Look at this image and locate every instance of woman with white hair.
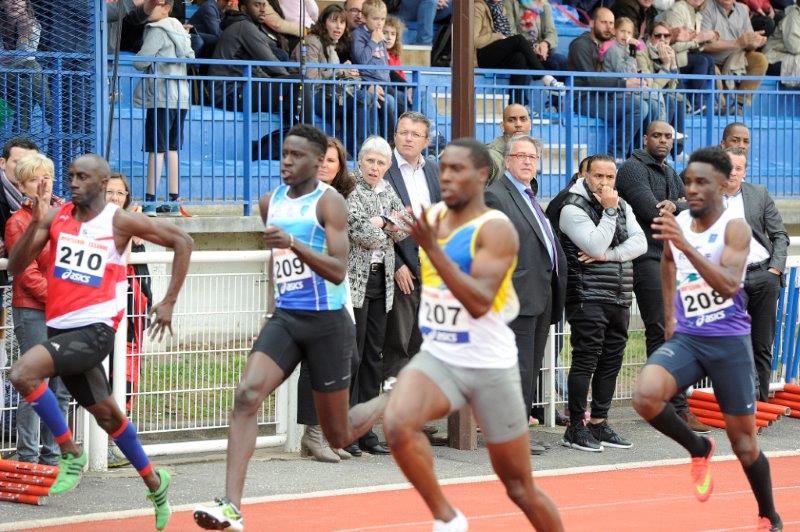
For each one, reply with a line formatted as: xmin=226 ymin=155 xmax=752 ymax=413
xmin=342 ymin=136 xmax=407 ymax=457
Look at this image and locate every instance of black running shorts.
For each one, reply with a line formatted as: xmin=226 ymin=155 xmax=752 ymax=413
xmin=43 ymin=323 xmax=115 ymax=408
xmin=251 ymin=308 xmax=354 ymax=392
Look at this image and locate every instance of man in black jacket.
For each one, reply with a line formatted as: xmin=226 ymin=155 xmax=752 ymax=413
xmin=611 ymin=0 xmax=657 ymax=38
xmin=485 ymin=135 xmax=567 ymax=455
xmin=723 ymin=147 xmax=789 ymax=403
xmin=616 ymin=121 xmax=712 ymax=433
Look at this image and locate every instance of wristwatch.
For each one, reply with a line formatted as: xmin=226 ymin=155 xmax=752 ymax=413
xmin=604 ymin=207 xmax=618 ymax=217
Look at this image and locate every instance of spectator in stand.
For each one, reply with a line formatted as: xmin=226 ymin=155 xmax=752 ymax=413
xmin=722 ymin=147 xmax=788 ymax=405
xmin=338 ymin=0 xmax=365 ymax=62
xmin=5 ymin=153 xmax=70 ymax=466
xmin=664 ymin=0 xmax=719 ymax=112
xmin=0 ymin=138 xmax=37 ymax=287
xmin=612 ymin=0 xmax=658 ymax=38
xmin=475 ymin=0 xmax=564 ymax=104
xmin=296 ymin=137 xmax=358 ymax=463
xmin=351 ymin=0 xmax=398 ymax=139
xmin=701 ymin=0 xmax=768 ymax=114
xmin=720 ymin=121 xmax=751 ymax=151
xmin=568 ymin=7 xmax=650 ymax=161
xmin=382 ymin=112 xmax=441 ymax=382
xmin=133 ymin=0 xmax=194 ymax=217
xmin=506 ymin=0 xmax=569 ymax=73
xmin=742 ymin=0 xmax=778 ymax=36
xmin=187 ymin=0 xmax=232 ymax=58
xmin=763 ymin=0 xmax=800 ymax=80
xmin=486 ymin=103 xmax=532 ymax=185
xmin=279 ymin=0 xmax=319 ymax=33
xmin=396 ymin=0 xmax=452 ymax=45
xmin=295 ymin=3 xmax=369 ymax=156
xmin=550 ymin=154 xmax=646 ymax=452
xmin=384 ymin=15 xmax=413 ymax=111
xmin=104 ymin=172 xmax=153 ymax=468
xmin=636 ymin=21 xmax=688 ymax=157
xmin=344 ymin=135 xmax=408 ymax=457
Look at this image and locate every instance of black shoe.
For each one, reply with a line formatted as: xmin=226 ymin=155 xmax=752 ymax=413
xmin=360 ymin=442 xmax=390 ymax=455
xmin=344 ymin=443 xmax=362 ymax=457
xmin=560 ymin=424 xmax=602 ymax=452
xmin=588 ymin=420 xmax=632 ymax=449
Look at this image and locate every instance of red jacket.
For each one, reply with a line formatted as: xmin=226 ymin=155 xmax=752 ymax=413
xmin=5 ymin=205 xmax=49 ymax=310
xmin=741 ymin=0 xmax=771 ymax=14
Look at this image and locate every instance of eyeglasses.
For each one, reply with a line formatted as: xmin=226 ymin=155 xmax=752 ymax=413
xmin=652 ymin=32 xmax=671 ymax=39
xmin=508 ymin=153 xmax=540 ymax=162
xmin=396 ymin=130 xmax=426 ymax=139
xmin=106 ymin=190 xmax=129 ymax=198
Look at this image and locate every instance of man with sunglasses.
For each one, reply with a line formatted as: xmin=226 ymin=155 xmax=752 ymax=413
xmin=485 ymin=135 xmax=567 ymax=456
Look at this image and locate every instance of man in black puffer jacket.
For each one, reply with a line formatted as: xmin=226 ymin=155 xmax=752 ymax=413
xmin=549 ymin=154 xmax=646 ymax=453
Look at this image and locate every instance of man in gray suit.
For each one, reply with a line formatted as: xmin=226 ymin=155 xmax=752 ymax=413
xmin=383 ymin=112 xmax=441 ymax=379
xmin=723 ymin=147 xmax=789 ymax=403
xmin=485 ymin=135 xmax=567 ymax=455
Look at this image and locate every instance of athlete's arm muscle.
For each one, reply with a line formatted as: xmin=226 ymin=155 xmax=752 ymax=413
xmin=660 ymin=243 xmax=677 ymax=340
xmin=7 ymin=181 xmax=57 ymax=276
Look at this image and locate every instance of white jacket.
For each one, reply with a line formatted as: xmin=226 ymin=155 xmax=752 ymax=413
xmin=133 ymin=17 xmax=195 ymax=109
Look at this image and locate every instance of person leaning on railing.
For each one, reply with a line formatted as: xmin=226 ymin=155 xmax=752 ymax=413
xmin=4 ymin=153 xmax=70 ymax=467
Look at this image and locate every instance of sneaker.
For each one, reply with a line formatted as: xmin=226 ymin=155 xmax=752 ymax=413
xmin=682 ymin=412 xmax=712 ymax=434
xmin=142 ymin=203 xmax=157 ymax=217
xmin=433 ymin=509 xmax=468 ymax=532
xmin=690 ymin=104 xmax=707 ymax=115
xmin=560 ymin=424 xmax=602 ymax=452
xmin=146 ymin=469 xmax=172 ymax=531
xmin=757 ymin=516 xmax=783 ymax=531
xmin=50 ymin=450 xmax=88 ymax=494
xmin=107 ymin=445 xmax=130 ymax=469
xmin=588 ymin=420 xmax=632 ymax=449
xmin=156 ymin=203 xmax=181 ymax=217
xmin=194 ymin=497 xmax=244 ymax=531
xmin=690 ymin=436 xmax=716 ymax=502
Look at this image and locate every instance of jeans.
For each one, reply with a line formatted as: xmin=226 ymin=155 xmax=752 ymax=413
xmin=12 ymin=307 xmax=70 ymax=464
xmin=577 ymin=91 xmax=649 ymax=159
xmin=566 ymin=302 xmax=630 ymax=424
xmin=679 ymin=52 xmax=716 ymax=109
xmin=398 ymin=0 xmax=453 ymax=45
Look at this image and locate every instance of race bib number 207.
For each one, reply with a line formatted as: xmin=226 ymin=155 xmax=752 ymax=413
xmin=53 ymin=233 xmax=110 ymax=288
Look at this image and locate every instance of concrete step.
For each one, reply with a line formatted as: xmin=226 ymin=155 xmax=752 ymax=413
xmin=400 ymin=44 xmax=431 ymax=67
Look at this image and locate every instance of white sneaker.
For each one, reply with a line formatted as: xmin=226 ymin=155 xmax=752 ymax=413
xmin=433 ymin=509 xmax=468 ymax=531
xmin=194 ymin=498 xmax=244 ymax=531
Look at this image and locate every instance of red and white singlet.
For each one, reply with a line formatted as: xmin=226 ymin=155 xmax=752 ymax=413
xmin=46 ymin=202 xmax=128 ymax=330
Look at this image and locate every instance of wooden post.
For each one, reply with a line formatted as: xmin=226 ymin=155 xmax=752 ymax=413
xmin=447 ymin=0 xmax=478 ymax=451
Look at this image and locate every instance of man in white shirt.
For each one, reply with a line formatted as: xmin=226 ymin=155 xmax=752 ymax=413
xmin=723 ymin=147 xmax=788 ymax=403
xmin=383 ymin=112 xmax=441 ymax=381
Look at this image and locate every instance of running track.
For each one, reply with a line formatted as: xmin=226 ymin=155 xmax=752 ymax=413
xmin=22 ymin=454 xmax=800 ymax=531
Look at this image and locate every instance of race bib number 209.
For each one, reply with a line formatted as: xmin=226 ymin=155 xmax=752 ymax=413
xmin=53 ymin=233 xmax=110 ymax=288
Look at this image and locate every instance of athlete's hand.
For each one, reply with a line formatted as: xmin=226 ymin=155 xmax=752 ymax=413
xmin=148 ymin=300 xmax=175 ymax=341
xmin=395 ymin=264 xmax=415 ymax=294
xmin=651 ymin=211 xmax=688 ymax=251
xmin=262 ymin=225 xmax=292 ymax=249
xmin=405 ymin=205 xmax=440 ymax=254
xmin=30 ymin=179 xmax=50 ymax=223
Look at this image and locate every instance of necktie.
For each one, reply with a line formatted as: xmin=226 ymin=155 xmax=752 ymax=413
xmin=524 ymin=187 xmax=559 ymax=275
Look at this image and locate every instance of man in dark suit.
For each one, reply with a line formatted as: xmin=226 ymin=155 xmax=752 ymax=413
xmin=485 ymin=135 xmax=567 ymax=455
xmin=723 ymin=147 xmax=789 ymax=403
xmin=383 ymin=112 xmax=441 ymax=379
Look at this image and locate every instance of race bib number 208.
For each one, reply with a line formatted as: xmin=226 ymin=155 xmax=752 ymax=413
xmin=53 ymin=233 xmax=110 ymax=288
xmin=679 ymin=279 xmax=733 ymax=319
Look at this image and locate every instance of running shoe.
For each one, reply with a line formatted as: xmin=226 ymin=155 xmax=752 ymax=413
xmin=146 ymin=468 xmax=172 ymax=531
xmin=757 ymin=516 xmax=783 ymax=531
xmin=107 ymin=445 xmax=130 ymax=469
xmin=194 ymin=497 xmax=244 ymax=531
xmin=588 ymin=420 xmax=632 ymax=449
xmin=433 ymin=509 xmax=468 ymax=532
xmin=50 ymin=450 xmax=87 ymax=494
xmin=142 ymin=203 xmax=157 ymax=217
xmin=690 ymin=436 xmax=716 ymax=502
xmin=560 ymin=424 xmax=602 ymax=452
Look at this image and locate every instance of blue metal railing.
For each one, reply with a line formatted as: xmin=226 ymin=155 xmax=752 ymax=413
xmin=102 ymin=57 xmax=800 ymax=213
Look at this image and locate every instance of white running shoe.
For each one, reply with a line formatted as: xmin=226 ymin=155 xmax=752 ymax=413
xmin=194 ymin=498 xmax=244 ymax=531
xmin=433 ymin=509 xmax=468 ymax=531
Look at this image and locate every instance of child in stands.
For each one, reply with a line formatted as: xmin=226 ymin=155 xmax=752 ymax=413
xmin=133 ymin=0 xmax=194 ymax=217
xmin=384 ymin=15 xmax=413 ymax=111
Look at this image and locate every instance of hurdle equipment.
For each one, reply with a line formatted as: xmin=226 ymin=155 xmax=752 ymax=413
xmin=0 ymin=460 xmax=59 ymax=506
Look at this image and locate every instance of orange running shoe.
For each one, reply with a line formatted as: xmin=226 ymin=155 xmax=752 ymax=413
xmin=757 ymin=516 xmax=783 ymax=531
xmin=690 ymin=436 xmax=716 ymax=502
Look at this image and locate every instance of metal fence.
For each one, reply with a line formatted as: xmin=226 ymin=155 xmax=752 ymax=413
xmin=0 ymin=1 xmax=98 ymax=191
xmin=106 ymin=56 xmax=800 ymax=212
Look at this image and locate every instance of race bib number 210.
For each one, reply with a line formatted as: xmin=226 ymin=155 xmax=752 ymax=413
xmin=53 ymin=233 xmax=110 ymax=288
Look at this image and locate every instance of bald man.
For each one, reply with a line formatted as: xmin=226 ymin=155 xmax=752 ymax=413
xmin=486 ymin=104 xmax=532 ymax=186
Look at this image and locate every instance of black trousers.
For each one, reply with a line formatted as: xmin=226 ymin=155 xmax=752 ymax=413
xmin=382 ymin=281 xmax=422 ymax=380
xmin=566 ymin=302 xmax=630 ymax=424
xmin=476 ymin=34 xmax=547 ymax=99
xmin=351 ymin=267 xmax=388 ymax=447
xmin=511 ymin=296 xmax=552 ymax=419
xmin=634 ymin=257 xmax=689 ymax=415
xmin=744 ymin=267 xmax=782 ymax=403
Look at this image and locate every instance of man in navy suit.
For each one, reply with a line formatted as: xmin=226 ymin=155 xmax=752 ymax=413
xmin=485 ymin=135 xmax=567 ymax=455
xmin=382 ymin=112 xmax=441 ymax=380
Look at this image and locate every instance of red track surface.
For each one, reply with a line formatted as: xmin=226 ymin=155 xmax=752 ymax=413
xmin=30 ymin=455 xmax=800 ymax=531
